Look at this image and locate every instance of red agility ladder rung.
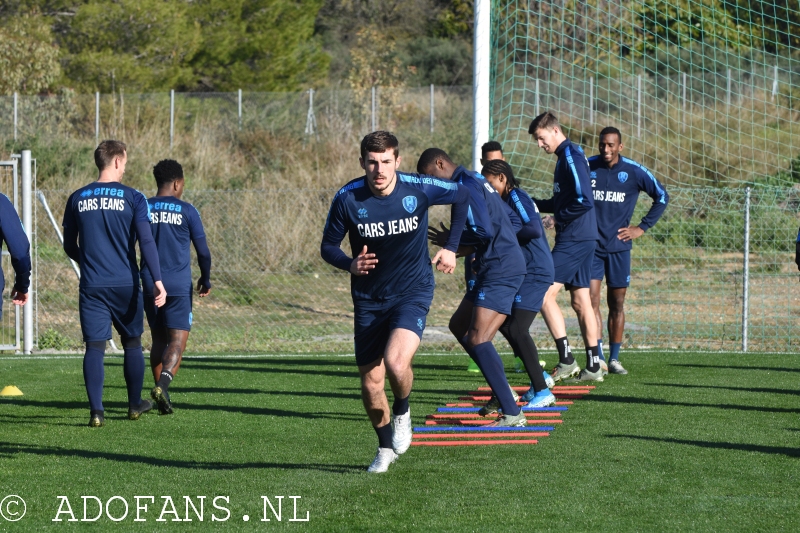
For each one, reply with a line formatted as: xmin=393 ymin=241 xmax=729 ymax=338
xmin=413 ymin=432 xmax=549 ymax=439
xmin=411 ymin=439 xmax=539 ymax=446
xmin=424 ymin=418 xmax=563 ymax=425
xmin=427 ymin=412 xmax=561 ymax=419
xmin=476 ymin=386 xmax=595 ymax=391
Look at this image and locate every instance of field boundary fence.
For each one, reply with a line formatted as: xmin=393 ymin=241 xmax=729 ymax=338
xmin=25 ymin=184 xmax=800 ymax=354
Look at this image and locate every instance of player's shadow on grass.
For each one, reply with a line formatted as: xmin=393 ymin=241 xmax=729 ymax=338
xmin=187 ymin=358 xmax=354 ymax=367
xmin=0 ymin=441 xmax=364 ymax=473
xmin=606 ymin=434 xmax=800 ymax=458
xmin=177 ymin=403 xmax=365 ymax=421
xmin=181 ymin=361 xmax=354 ymax=379
xmin=670 ymin=363 xmax=800 ymax=373
xmin=644 ymin=383 xmax=800 ymax=396
xmin=585 ymin=394 xmax=800 ymax=414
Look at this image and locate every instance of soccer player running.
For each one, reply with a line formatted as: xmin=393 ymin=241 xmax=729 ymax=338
xmin=142 ymin=159 xmax=212 ymax=414
xmin=529 ymin=112 xmax=603 ymax=383
xmin=0 ymin=193 xmax=32 ymax=315
xmin=481 ymin=159 xmax=557 ymax=408
xmin=588 ymin=127 xmax=668 ymax=375
xmin=63 ymin=140 xmax=167 ymax=427
xmin=419 ymin=148 xmax=529 ymax=426
xmin=320 ymin=131 xmax=470 ymax=473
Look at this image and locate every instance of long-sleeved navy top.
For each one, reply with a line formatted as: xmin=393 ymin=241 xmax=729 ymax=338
xmin=588 ymin=155 xmax=669 ymax=253
xmin=321 ymin=172 xmax=470 ymax=302
xmin=534 ymin=139 xmax=598 ymax=243
xmin=63 ymin=181 xmax=161 ymax=288
xmin=140 ymin=196 xmax=211 ymax=296
xmin=506 ymin=187 xmax=554 ymax=283
xmin=451 ymin=166 xmax=526 ymax=279
xmin=0 ymin=193 xmax=31 ymax=293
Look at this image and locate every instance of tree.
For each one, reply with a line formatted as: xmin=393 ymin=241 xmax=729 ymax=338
xmin=60 ymin=0 xmax=201 ymax=92
xmin=0 ymin=12 xmax=60 ymax=94
xmin=188 ymin=0 xmax=329 ymax=91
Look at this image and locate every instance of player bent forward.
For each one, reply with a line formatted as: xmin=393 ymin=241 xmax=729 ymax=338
xmin=320 ymin=131 xmax=470 ymax=473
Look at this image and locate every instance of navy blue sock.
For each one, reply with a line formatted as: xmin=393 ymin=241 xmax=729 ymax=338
xmin=469 ymin=341 xmax=520 ymax=416
xmin=123 ymin=346 xmax=145 ymax=407
xmin=83 ymin=341 xmax=106 ymax=412
xmin=392 ymin=394 xmax=409 ymax=416
xmin=610 ymin=342 xmax=622 ymax=361
xmin=375 ymin=423 xmax=393 ymax=449
xmin=597 ymin=340 xmax=606 ymax=362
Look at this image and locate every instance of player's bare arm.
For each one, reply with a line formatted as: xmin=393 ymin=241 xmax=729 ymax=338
xmin=617 ymin=225 xmax=645 ymax=242
xmin=350 ymin=245 xmax=378 ymax=276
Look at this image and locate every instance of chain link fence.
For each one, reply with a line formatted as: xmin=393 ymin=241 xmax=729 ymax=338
xmin=31 ymin=185 xmax=800 ymax=354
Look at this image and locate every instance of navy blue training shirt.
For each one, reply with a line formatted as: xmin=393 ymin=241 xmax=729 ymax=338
xmin=588 ymin=156 xmax=669 ymax=253
xmin=321 ymin=172 xmax=470 ymax=302
xmin=62 ymin=181 xmax=160 ymax=287
xmin=506 ymin=187 xmax=554 ymax=283
xmin=534 ymin=139 xmax=598 ymax=243
xmin=452 ymin=166 xmax=526 ymax=279
xmin=0 ymin=193 xmax=31 ymax=293
xmin=140 ymin=196 xmax=211 ymax=296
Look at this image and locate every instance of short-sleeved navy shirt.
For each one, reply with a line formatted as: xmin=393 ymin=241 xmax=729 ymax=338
xmin=140 ymin=196 xmax=206 ymax=296
xmin=322 ymin=172 xmax=465 ymax=302
xmin=62 ymin=182 xmax=150 ymax=288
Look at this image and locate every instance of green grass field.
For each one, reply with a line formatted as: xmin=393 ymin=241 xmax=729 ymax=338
xmin=0 ymin=351 xmax=798 ymax=531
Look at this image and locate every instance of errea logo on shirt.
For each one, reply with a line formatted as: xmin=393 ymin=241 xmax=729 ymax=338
xmin=80 ymin=189 xmax=93 ymax=198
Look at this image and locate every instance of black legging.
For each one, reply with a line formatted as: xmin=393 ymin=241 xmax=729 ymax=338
xmin=498 ymin=308 xmax=548 ymax=393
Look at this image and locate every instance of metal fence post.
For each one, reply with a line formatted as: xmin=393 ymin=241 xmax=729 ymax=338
xmin=742 ymin=187 xmax=751 ymax=352
xmin=170 ymin=89 xmax=175 ymax=150
xmin=13 ymin=92 xmax=18 ymax=141
xmin=305 ymin=88 xmax=317 ymax=137
xmin=430 ymin=84 xmax=434 ymax=133
xmin=238 ymin=89 xmax=242 ymax=130
xmin=637 ymin=75 xmax=642 ymax=137
xmin=95 ymin=91 xmax=100 ymax=144
xmin=371 ymin=86 xmax=377 ymax=132
xmin=589 ymin=76 xmax=594 ymax=125
xmin=21 ymin=150 xmax=33 ymax=354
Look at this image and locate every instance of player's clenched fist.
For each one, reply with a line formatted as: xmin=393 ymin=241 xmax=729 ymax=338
xmin=350 ymin=245 xmax=378 ymax=276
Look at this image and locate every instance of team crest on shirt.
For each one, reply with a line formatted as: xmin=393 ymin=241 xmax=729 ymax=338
xmin=357 ymin=208 xmax=368 ymax=219
xmin=617 ymin=172 xmax=628 ymax=183
xmin=402 ymin=196 xmax=418 ymax=214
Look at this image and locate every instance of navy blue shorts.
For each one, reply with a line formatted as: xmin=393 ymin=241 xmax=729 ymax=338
xmin=551 ymin=240 xmax=596 ymax=289
xmin=79 ymin=286 xmax=144 ymax=342
xmin=144 ymin=294 xmax=193 ymax=332
xmin=592 ymin=249 xmax=631 ymax=288
xmin=465 ymin=274 xmax=525 ymax=315
xmin=353 ymin=293 xmax=432 ymax=366
xmin=512 ymin=276 xmax=552 ymax=313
